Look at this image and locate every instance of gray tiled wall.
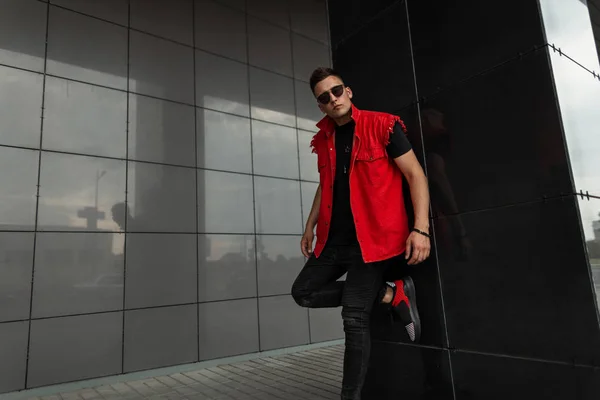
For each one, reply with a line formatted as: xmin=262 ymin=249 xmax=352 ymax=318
xmin=0 ymin=0 xmax=340 ymax=393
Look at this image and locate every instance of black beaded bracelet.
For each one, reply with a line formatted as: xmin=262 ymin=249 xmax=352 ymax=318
xmin=413 ymin=228 xmax=431 ymax=238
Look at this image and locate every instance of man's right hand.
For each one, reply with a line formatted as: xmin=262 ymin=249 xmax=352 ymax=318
xmin=300 ymin=230 xmax=315 ymax=258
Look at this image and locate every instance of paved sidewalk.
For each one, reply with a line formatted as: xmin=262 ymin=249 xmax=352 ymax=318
xmin=22 ymin=345 xmax=343 ymax=400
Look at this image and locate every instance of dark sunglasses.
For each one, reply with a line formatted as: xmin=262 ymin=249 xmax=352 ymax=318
xmin=316 ymin=84 xmax=345 ymax=105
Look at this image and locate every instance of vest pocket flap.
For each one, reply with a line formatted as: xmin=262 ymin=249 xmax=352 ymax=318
xmin=356 ymin=146 xmax=386 ymax=161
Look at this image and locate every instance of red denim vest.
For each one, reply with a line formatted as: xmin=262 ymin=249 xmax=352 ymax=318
xmin=310 ymin=104 xmax=410 ymax=263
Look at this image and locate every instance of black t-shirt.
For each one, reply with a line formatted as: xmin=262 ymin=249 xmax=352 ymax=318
xmin=327 ymin=121 xmax=412 ymax=246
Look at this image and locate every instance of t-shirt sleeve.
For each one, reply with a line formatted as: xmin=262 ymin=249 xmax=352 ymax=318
xmin=386 ymin=121 xmax=412 ymax=159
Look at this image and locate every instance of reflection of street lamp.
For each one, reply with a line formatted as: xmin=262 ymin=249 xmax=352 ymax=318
xmin=78 ymin=170 xmax=107 ymax=229
xmin=95 ymin=170 xmax=106 ymax=210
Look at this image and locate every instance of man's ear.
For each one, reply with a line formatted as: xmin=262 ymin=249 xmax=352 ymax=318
xmin=347 ymin=86 xmax=353 ymax=99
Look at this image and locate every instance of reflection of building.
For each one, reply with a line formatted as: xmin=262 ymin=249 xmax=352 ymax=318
xmin=588 ymin=213 xmax=600 ymax=259
xmin=589 ymin=214 xmax=600 ymax=305
xmin=0 ymin=224 xmax=122 ymax=281
xmin=0 ymin=223 xmax=123 ymax=327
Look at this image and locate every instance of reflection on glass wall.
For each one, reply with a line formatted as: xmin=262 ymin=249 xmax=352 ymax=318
xmin=0 ymin=0 xmax=333 ymax=392
xmin=0 ymin=233 xmax=34 ymax=322
xmin=37 ymin=152 xmax=126 ymax=232
xmin=31 ymin=233 xmax=125 ymax=319
xmin=540 ymin=0 xmax=600 ymax=309
xmin=540 ymin=0 xmax=600 ymax=197
xmin=579 ymin=198 xmax=600 ymax=302
xmin=256 ymin=235 xmax=304 ymax=297
xmin=0 ymin=66 xmax=43 ymax=148
xmin=0 ymin=147 xmax=38 ymax=231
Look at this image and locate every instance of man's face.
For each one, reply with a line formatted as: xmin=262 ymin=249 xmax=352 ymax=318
xmin=313 ymin=76 xmax=353 ymax=119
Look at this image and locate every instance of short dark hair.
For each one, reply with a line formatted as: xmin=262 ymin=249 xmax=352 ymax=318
xmin=309 ymin=67 xmax=343 ymax=94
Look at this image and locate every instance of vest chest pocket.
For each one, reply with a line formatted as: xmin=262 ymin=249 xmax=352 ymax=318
xmin=355 ymin=146 xmax=388 ymax=185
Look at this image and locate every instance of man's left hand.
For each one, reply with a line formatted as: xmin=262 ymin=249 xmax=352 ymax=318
xmin=405 ymin=231 xmax=431 ymax=265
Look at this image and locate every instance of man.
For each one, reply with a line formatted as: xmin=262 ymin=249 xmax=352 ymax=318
xmin=110 ymin=202 xmax=131 ymax=231
xmin=291 ymin=67 xmax=431 ymax=400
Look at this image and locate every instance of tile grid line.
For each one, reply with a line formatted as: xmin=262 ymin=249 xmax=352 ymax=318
xmin=0 ymin=59 xmax=316 ymax=111
xmin=0 ymin=142 xmax=320 ymax=184
xmin=0 ymin=291 xmax=315 ymax=326
xmin=192 ymin=0 xmax=201 ymax=364
xmin=23 ymin=0 xmax=51 ymax=389
xmin=244 ymin=0 xmax=262 ymax=353
xmin=289 ymin=0 xmax=313 ymax=345
xmin=0 ymin=230 xmax=307 ymax=236
xmin=120 ymin=0 xmax=132 ymax=375
xmin=403 ymin=2 xmax=457 ymax=399
xmin=43 ymin=0 xmax=330 ymax=61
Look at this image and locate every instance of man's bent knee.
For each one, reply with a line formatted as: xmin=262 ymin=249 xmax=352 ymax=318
xmin=291 ymin=283 xmax=312 ymax=308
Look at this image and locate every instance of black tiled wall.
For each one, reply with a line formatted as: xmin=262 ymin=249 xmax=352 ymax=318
xmin=328 ymin=0 xmax=600 ymax=398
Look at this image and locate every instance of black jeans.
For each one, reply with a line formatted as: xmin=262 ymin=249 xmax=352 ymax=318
xmin=291 ymin=245 xmax=392 ymax=400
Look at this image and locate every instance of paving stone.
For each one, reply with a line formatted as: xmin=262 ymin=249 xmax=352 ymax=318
xmin=59 ymin=392 xmax=83 ymax=400
xmin=76 ymin=390 xmax=102 ymax=400
xmin=169 ymin=374 xmax=197 ymax=386
xmin=153 ymin=377 xmax=182 ymax=389
xmin=41 ymin=396 xmax=61 ymax=400
xmin=142 ymin=380 xmax=171 ymax=395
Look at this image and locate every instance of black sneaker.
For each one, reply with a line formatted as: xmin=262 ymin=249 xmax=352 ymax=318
xmin=387 ymin=277 xmax=421 ymax=342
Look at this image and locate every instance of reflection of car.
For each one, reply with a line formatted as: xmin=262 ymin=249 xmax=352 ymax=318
xmin=74 ymin=274 xmax=123 ymax=289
